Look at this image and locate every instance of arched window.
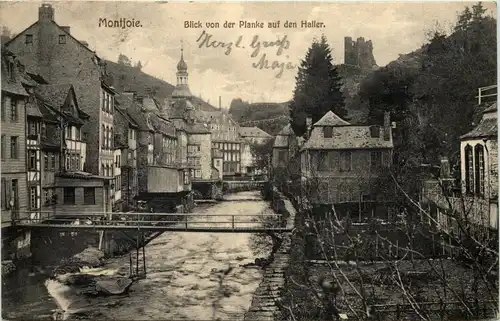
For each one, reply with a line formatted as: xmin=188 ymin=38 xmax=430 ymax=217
xmin=464 ymin=144 xmax=474 ymax=194
xmin=475 ymin=144 xmax=485 ymax=196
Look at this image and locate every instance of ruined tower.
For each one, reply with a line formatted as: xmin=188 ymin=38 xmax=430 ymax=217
xmin=344 ymin=36 xmax=377 ymax=69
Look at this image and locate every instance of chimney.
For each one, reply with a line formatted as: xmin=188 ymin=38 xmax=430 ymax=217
xmin=219 ymin=96 xmax=222 ymax=110
xmin=383 ymin=112 xmax=391 ymax=141
xmin=39 ymin=3 xmax=54 ymax=22
xmin=61 ymin=26 xmax=70 ymax=34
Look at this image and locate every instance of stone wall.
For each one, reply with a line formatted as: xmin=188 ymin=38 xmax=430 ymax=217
xmin=244 ymin=188 xmax=297 ymax=321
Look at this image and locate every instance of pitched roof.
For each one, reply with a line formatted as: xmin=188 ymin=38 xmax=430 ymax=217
xmin=277 ymin=124 xmax=294 ymax=136
xmin=35 ymin=84 xmax=72 ymax=108
xmin=302 ymin=125 xmax=393 ymax=150
xmin=1 ymin=50 xmax=29 ymax=96
xmin=115 ymin=94 xmax=152 ymax=132
xmin=114 ymin=105 xmax=139 ymax=129
xmin=460 ymin=119 xmax=497 ymax=140
xmin=483 ymin=102 xmax=497 ymax=114
xmin=187 ymin=122 xmax=211 ymax=134
xmin=239 ymin=126 xmax=272 ymax=138
xmin=314 ymin=111 xmax=351 ymax=127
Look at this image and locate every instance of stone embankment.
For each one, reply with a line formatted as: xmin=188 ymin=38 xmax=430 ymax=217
xmin=244 ymin=188 xmax=297 ymax=321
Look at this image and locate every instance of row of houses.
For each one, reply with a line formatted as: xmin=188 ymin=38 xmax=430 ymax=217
xmin=1 ymin=3 xmax=272 ymax=234
xmin=272 ymin=87 xmax=498 ymax=233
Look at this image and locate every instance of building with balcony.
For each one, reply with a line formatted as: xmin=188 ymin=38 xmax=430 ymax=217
xmin=299 ymin=111 xmax=393 ymax=213
xmin=1 ymin=49 xmax=30 ymax=230
xmin=34 ymin=83 xmax=111 ymax=217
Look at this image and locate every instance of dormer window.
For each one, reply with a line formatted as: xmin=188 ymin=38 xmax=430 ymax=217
xmin=323 ymin=126 xmax=333 ymax=138
xmin=370 ymin=125 xmax=380 ymax=138
xmin=25 ymin=35 xmax=33 ymax=44
xmin=59 ymin=35 xmax=66 ymax=44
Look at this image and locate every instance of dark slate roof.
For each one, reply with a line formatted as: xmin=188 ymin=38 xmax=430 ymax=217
xmin=116 ymin=95 xmax=152 ymax=132
xmin=314 ymin=111 xmax=351 ymax=127
xmin=1 ymin=50 xmax=29 ymax=96
xmin=277 ymin=124 xmax=294 ymax=136
xmin=149 ymin=114 xmax=176 ymax=137
xmin=302 ymin=125 xmax=393 ymax=150
xmin=171 ymin=84 xmax=192 ymax=98
xmin=187 ymin=122 xmax=211 ymax=134
xmin=239 ymin=126 xmax=272 ymax=138
xmin=168 ymin=98 xmax=194 ymax=119
xmin=114 ymin=105 xmax=139 ymax=129
xmin=35 ymin=84 xmax=72 ymax=109
xmin=26 ymin=100 xmax=43 ymax=118
xmin=460 ymin=119 xmax=497 ymax=140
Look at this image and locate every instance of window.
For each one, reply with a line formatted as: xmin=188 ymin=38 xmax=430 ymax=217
xmin=370 ymin=151 xmax=382 ymax=170
xmin=10 ymin=136 xmax=18 ymax=159
xmin=63 ymin=187 xmax=75 ymax=205
xmin=1 ymin=178 xmax=6 ymax=209
xmin=465 ymin=144 xmax=473 ymax=194
xmin=195 ymin=170 xmax=201 ymax=178
xmin=84 ymin=188 xmax=95 ymax=205
xmin=28 ymin=121 xmax=38 ymax=136
xmin=278 ymin=150 xmax=287 ymax=164
xmin=1 ymin=135 xmax=5 ymax=160
xmin=59 ymin=35 xmax=66 ymax=44
xmin=340 ymin=151 xmax=352 ymax=172
xmin=216 ymin=160 xmax=221 ymax=166
xmin=318 ymin=151 xmax=329 ymax=171
xmin=44 ymin=153 xmax=49 ymax=170
xmin=370 ymin=126 xmax=380 ymax=138
xmin=183 ymin=170 xmax=189 ymax=184
xmin=30 ymin=187 xmax=37 ymax=209
xmin=25 ymin=34 xmax=33 ymax=44
xmin=7 ymin=62 xmax=14 ymax=81
xmin=10 ymin=98 xmax=17 ymax=122
xmin=475 ymin=144 xmax=485 ymax=196
xmin=323 ymin=127 xmax=333 ymax=138
xmin=11 ymin=179 xmax=18 ymax=210
xmin=41 ymin=123 xmax=47 ymax=138
xmin=1 ymin=97 xmax=7 ymax=121
xmin=101 ymin=125 xmax=106 ymax=148
xmin=51 ymin=153 xmax=56 ymax=170
xmin=28 ymin=150 xmax=37 ymax=170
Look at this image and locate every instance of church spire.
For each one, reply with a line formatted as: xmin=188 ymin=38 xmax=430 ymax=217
xmin=172 ymin=40 xmax=192 ymax=98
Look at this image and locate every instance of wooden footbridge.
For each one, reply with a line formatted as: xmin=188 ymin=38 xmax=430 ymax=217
xmin=11 ymin=211 xmax=292 ymax=233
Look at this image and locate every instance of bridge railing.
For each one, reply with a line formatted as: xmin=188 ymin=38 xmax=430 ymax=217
xmin=12 ymin=211 xmax=285 ymax=231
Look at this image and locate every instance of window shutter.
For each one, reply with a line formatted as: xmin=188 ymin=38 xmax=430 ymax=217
xmin=1 ymin=178 xmax=5 ymax=209
xmin=6 ymin=179 xmax=11 ymax=209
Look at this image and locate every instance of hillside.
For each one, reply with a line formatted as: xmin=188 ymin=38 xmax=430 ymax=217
xmin=229 ymin=99 xmax=289 ymax=136
xmin=104 ymin=60 xmax=218 ymax=112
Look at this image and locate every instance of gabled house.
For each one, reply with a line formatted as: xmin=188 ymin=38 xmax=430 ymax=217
xmin=35 ymin=84 xmax=111 ymax=216
xmin=5 ymin=3 xmax=117 ymax=179
xmin=272 ymin=124 xmax=294 ymax=169
xmin=239 ymin=126 xmax=273 ymax=177
xmin=459 ymin=102 xmax=498 ymax=230
xmin=300 ymin=111 xmax=393 ymax=214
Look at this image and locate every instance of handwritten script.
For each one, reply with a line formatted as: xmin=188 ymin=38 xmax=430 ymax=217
xmin=196 ymin=30 xmax=296 ymax=78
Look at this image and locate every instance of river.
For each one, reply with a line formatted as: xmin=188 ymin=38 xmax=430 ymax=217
xmin=2 ymin=191 xmax=273 ymax=320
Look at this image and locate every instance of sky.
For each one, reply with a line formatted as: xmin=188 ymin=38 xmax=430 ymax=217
xmin=0 ymin=1 xmax=497 ymax=108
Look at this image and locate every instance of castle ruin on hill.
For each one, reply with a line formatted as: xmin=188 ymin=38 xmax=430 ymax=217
xmin=344 ymin=36 xmax=378 ymax=69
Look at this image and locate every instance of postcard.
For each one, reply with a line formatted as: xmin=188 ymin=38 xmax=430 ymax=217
xmin=0 ymin=1 xmax=498 ymax=321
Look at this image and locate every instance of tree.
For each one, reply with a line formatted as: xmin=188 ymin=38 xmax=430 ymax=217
xmin=250 ymin=138 xmax=275 ymax=172
xmin=1 ymin=26 xmax=15 ymax=45
xmin=289 ymin=35 xmax=346 ymax=137
xmin=117 ymin=53 xmax=132 ymax=67
xmin=135 ymin=61 xmax=143 ymax=71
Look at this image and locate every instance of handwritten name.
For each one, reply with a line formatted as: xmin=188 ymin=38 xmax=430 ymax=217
xmin=196 ymin=30 xmax=296 ymax=78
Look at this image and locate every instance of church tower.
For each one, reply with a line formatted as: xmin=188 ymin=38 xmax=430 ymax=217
xmin=172 ymin=42 xmax=193 ymax=99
